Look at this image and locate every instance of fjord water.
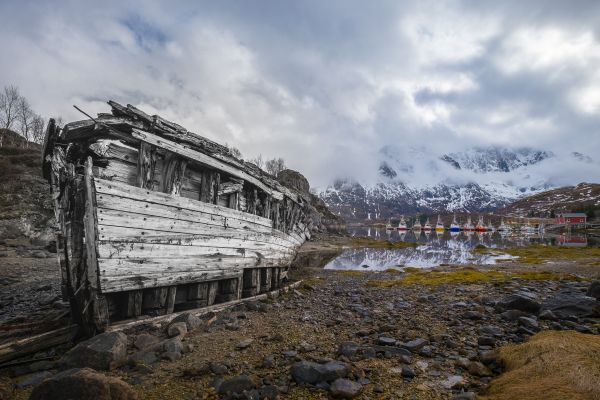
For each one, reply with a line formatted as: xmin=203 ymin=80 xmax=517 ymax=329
xmin=324 ymin=227 xmax=597 ymax=271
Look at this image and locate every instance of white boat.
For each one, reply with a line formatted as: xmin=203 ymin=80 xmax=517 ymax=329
xmin=423 ymin=218 xmax=432 ymax=231
xmin=520 ymin=218 xmax=537 ymax=233
xmin=412 ymin=216 xmax=422 ymax=231
xmin=487 ymin=220 xmax=495 ymax=232
xmin=497 ymin=218 xmax=511 ymax=232
xmin=398 ymin=215 xmax=408 ymax=231
xmin=435 ymin=215 xmax=445 ymax=232
xmin=475 ymin=215 xmax=487 ymax=232
xmin=463 ymin=216 xmax=474 ymax=231
xmin=450 ymin=214 xmax=460 ymax=232
xmin=385 ymin=219 xmax=393 ymax=230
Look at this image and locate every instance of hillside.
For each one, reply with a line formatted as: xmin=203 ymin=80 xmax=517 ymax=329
xmin=500 ymin=183 xmax=600 ymax=218
xmin=0 ymin=131 xmax=54 ymax=240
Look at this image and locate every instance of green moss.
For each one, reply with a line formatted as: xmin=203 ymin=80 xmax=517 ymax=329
xmin=336 ymin=270 xmax=366 ymax=277
xmin=366 ymin=267 xmax=584 ymax=287
xmin=475 ymin=245 xmax=600 ymax=264
xmin=384 ymin=268 xmax=401 ymax=273
xmin=349 ymin=237 xmax=418 ymax=249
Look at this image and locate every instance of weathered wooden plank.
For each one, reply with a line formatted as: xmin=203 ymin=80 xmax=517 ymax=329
xmin=97 ymin=242 xmax=294 ymax=260
xmin=165 ymin=286 xmax=176 ymax=314
xmin=207 ymin=281 xmax=218 ymax=305
xmin=142 ymin=288 xmax=168 ymax=314
xmin=94 ymin=177 xmax=273 ymax=228
xmin=96 ymin=210 xmax=300 ymax=247
xmin=242 ymin=268 xmax=260 ymax=298
xmin=216 ymin=278 xmax=239 ymax=302
xmin=95 ymin=193 xmax=300 ymax=244
xmin=137 ymin=142 xmax=157 ymax=189
xmin=99 ymin=255 xmax=293 ymax=276
xmin=260 ymin=268 xmax=272 ymax=293
xmin=126 ymin=291 xmax=143 ymax=318
xmin=96 ymin=159 xmax=137 ymax=186
xmin=218 ymin=181 xmax=244 ymax=196
xmin=131 ymin=128 xmax=288 ymax=201
xmin=161 ymin=153 xmax=187 ymax=195
xmin=84 ymin=157 xmax=100 ymax=290
xmin=96 ymin=227 xmax=299 ymax=254
xmin=102 ymin=269 xmax=241 ymax=292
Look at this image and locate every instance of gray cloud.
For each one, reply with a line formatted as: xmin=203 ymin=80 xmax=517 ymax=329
xmin=0 ymin=0 xmax=599 ymax=187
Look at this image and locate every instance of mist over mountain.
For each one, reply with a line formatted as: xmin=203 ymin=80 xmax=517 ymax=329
xmin=320 ymin=146 xmax=599 ymax=221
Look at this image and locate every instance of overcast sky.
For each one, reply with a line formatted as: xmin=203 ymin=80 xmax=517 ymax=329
xmin=1 ymin=0 xmax=599 ymax=187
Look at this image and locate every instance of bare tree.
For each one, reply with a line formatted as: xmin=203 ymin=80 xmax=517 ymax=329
xmin=265 ymin=157 xmax=286 ymax=177
xmin=17 ymin=96 xmax=34 ymax=147
xmin=0 ymin=85 xmax=21 ymax=147
xmin=32 ymin=115 xmax=45 ymax=144
xmin=249 ymin=154 xmax=264 ymax=169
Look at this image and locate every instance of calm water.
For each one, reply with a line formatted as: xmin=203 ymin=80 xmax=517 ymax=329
xmin=323 ymin=227 xmax=598 ymax=271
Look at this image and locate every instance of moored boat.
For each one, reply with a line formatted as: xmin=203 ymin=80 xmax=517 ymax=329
xmin=497 ymin=218 xmax=511 ymax=232
xmin=475 ymin=215 xmax=487 ymax=232
xmin=412 ymin=216 xmax=422 ymax=231
xmin=398 ymin=215 xmax=408 ymax=231
xmin=450 ymin=214 xmax=461 ymax=232
xmin=435 ymin=215 xmax=445 ymax=232
xmin=463 ymin=216 xmax=474 ymax=231
xmin=423 ymin=218 xmax=432 ymax=231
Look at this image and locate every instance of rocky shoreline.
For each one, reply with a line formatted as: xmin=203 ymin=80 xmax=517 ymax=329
xmin=4 ymin=256 xmax=599 ymax=399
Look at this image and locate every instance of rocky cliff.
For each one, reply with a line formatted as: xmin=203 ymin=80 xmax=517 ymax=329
xmin=277 ymin=169 xmax=346 ymax=233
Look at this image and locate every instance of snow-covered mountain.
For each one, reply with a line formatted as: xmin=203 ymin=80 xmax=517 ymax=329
xmin=319 ymin=146 xmax=599 ymax=221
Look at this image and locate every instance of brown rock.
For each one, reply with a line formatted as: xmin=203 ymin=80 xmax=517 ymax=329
xmin=29 ymin=368 xmax=136 ymax=400
xmin=61 ymin=332 xmax=127 ymax=371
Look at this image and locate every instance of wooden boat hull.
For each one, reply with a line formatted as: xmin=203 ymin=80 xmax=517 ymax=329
xmin=43 ymin=102 xmax=310 ymax=335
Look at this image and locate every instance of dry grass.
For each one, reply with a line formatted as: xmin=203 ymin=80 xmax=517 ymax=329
xmin=482 ymin=331 xmax=600 ymax=400
xmin=365 ymin=268 xmax=583 ymax=287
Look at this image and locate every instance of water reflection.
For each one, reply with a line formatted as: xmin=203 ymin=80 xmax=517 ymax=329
xmin=324 ymin=228 xmax=597 ymax=271
xmin=350 ymin=226 xmax=596 ymax=248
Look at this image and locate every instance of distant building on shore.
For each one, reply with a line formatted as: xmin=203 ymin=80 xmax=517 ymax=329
xmin=555 ymin=212 xmax=587 ymax=225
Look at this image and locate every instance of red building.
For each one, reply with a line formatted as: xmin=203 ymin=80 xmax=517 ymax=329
xmin=556 ymin=212 xmax=587 ymax=225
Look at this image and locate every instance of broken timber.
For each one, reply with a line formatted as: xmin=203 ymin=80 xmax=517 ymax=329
xmin=42 ymin=101 xmax=310 ymax=336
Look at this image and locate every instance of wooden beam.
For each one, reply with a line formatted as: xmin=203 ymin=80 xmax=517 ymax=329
xmin=84 ymin=157 xmax=100 ymax=290
xmin=137 ymin=142 xmax=157 ymax=189
xmin=161 ymin=153 xmax=187 ymax=195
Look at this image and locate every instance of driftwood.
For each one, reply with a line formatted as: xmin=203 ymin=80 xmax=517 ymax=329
xmin=43 ymin=100 xmax=310 ymax=335
xmin=0 ymin=325 xmax=78 ymax=365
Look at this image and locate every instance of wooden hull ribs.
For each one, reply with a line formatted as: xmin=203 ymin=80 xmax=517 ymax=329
xmin=42 ymin=101 xmax=310 ymax=335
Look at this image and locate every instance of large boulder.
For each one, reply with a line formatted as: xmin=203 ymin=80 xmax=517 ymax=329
xmin=171 ymin=312 xmax=202 ymax=331
xmin=29 ymin=368 xmax=136 ymax=400
xmin=587 ymin=281 xmax=600 ymax=301
xmin=330 ymin=378 xmax=362 ymax=398
xmin=540 ymin=291 xmax=600 ymax=319
xmin=217 ymin=375 xmax=256 ymax=396
xmin=61 ymin=332 xmax=127 ymax=371
xmin=497 ymin=291 xmax=541 ymax=314
xmin=291 ymin=361 xmax=350 ymax=385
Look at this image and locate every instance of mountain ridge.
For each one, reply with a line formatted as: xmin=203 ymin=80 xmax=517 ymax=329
xmin=319 ymin=146 xmax=599 ymax=221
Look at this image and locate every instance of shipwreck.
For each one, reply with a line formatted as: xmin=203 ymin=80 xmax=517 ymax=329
xmin=42 ymin=101 xmax=311 ymax=335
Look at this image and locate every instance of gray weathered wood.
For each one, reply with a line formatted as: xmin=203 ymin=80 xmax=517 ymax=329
xmin=137 ymin=142 xmax=157 ymax=189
